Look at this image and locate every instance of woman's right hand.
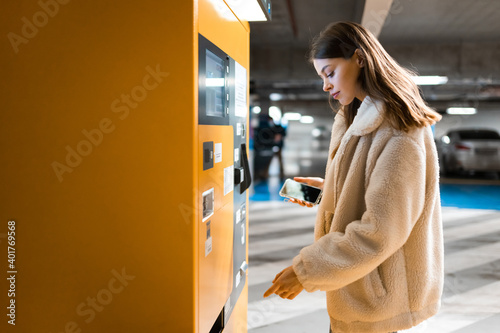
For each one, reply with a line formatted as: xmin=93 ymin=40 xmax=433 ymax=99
xmin=288 ymin=177 xmax=324 ymax=208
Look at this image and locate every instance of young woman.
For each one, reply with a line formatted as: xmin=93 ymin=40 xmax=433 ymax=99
xmin=263 ymin=21 xmax=444 ymax=333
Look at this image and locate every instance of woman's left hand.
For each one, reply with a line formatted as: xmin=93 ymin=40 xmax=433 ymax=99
xmin=263 ymin=266 xmax=304 ymax=300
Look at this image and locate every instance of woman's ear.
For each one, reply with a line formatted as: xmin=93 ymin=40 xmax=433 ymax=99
xmin=355 ymin=49 xmax=365 ymax=68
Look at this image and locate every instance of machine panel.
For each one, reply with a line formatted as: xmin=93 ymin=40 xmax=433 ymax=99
xmin=198 ymin=34 xmax=251 ymax=332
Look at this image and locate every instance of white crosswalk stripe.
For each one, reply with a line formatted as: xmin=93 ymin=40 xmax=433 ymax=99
xmin=443 ymin=216 xmax=500 ymax=243
xmin=247 ymin=203 xmax=500 ymax=332
xmin=249 ymin=211 xmax=317 ymax=237
xmin=249 ymin=233 xmax=314 ymax=256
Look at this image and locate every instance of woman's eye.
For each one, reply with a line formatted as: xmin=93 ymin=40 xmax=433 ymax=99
xmin=327 ymin=72 xmax=334 ymax=78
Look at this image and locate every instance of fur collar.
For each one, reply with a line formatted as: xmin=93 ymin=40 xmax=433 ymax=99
xmin=327 ymin=96 xmax=385 ymax=164
xmin=344 ymin=96 xmax=385 ymax=137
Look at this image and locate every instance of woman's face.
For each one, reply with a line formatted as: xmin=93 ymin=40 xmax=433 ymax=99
xmin=313 ymin=52 xmax=366 ymax=106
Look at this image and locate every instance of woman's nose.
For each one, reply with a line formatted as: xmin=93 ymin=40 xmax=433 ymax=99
xmin=323 ymin=81 xmax=332 ymax=92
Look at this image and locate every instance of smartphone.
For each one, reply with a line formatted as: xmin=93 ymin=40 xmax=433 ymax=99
xmin=279 ymin=179 xmax=323 ymax=205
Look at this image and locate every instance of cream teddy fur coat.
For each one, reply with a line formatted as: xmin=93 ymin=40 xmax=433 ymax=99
xmin=292 ymin=96 xmax=444 ymax=333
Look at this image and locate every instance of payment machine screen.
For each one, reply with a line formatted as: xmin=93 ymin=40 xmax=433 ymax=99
xmin=206 ymin=50 xmax=225 ymax=117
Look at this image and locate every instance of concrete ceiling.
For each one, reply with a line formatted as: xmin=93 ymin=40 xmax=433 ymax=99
xmin=249 ymin=0 xmax=500 ymax=116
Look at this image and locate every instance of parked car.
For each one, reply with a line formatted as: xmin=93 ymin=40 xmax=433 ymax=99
xmin=437 ymin=128 xmax=500 ymax=176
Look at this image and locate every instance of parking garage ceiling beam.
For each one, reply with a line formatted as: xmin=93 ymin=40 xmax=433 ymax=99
xmin=360 ymin=0 xmax=394 ymax=37
xmin=251 ymin=41 xmax=500 ymax=81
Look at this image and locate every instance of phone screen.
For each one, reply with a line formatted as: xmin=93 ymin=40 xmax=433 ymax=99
xmin=280 ymin=179 xmax=322 ymax=204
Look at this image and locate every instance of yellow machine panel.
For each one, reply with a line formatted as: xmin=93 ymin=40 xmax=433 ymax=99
xmin=0 ymin=0 xmax=255 ymax=332
xmin=198 ymin=125 xmax=234 ymax=333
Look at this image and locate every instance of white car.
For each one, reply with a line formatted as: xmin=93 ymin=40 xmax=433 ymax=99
xmin=437 ymin=128 xmax=500 ymax=176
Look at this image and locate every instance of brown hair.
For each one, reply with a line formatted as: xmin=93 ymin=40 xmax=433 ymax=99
xmin=309 ymin=21 xmax=441 ymax=130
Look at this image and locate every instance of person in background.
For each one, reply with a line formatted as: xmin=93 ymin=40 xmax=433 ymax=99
xmin=263 ymin=21 xmax=444 ymax=333
xmin=253 ymin=114 xmax=275 ymax=181
xmin=270 ymin=120 xmax=286 ymax=181
xmin=253 ymin=114 xmax=287 ymax=181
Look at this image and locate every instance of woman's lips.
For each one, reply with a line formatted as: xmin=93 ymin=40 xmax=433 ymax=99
xmin=331 ymin=91 xmax=340 ymax=99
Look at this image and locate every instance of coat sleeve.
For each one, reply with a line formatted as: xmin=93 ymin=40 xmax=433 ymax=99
xmin=293 ymin=135 xmax=428 ymax=292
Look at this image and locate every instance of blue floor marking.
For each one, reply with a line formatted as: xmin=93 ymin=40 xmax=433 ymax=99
xmin=439 ymin=184 xmax=500 ymax=210
xmin=251 ymin=180 xmax=500 ymax=211
xmin=250 ymin=180 xmax=285 ymax=202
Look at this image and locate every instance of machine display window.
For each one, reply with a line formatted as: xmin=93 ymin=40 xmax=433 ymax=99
xmin=205 ymin=50 xmax=225 ymax=117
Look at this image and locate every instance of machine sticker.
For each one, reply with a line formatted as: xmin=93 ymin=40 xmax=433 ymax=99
xmin=224 ymin=165 xmax=234 ymax=196
xmin=234 ymin=147 xmax=239 ymax=162
xmin=224 ymin=298 xmax=232 ymax=320
xmin=241 ymin=223 xmax=245 ymax=245
xmin=202 ymin=188 xmax=215 ymax=222
xmin=205 ymin=220 xmax=212 ymax=257
xmin=236 ymin=208 xmax=241 ymax=224
xmin=214 ymin=143 xmax=222 ymax=163
xmin=235 ymin=270 xmax=241 ymax=288
xmin=234 ymin=61 xmax=247 ymax=118
xmin=236 ymin=123 xmax=242 ymax=136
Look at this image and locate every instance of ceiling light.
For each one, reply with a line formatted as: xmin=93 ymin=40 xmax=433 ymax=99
xmin=283 ymin=112 xmax=302 ymax=121
xmin=311 ymin=128 xmax=322 ymax=137
xmin=446 ymin=107 xmax=477 ymax=115
xmin=252 ymin=106 xmax=261 ymax=114
xmin=411 ymin=76 xmax=448 ymax=85
xmin=300 ymin=116 xmax=314 ymax=124
xmin=225 ymin=0 xmax=272 ymax=22
xmin=269 ymin=93 xmax=283 ymax=101
xmin=269 ymin=106 xmax=282 ymax=122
